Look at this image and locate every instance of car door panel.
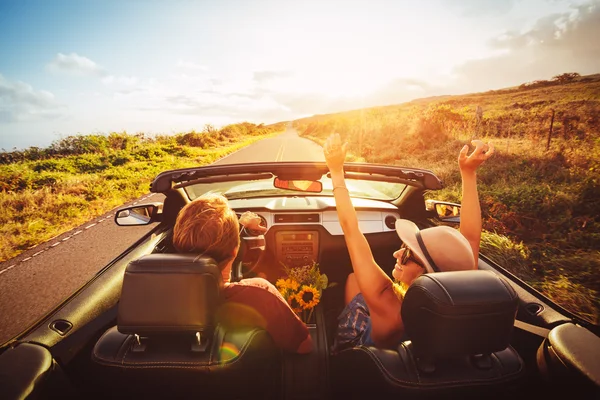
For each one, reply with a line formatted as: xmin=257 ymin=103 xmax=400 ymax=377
xmin=0 ymin=343 xmax=54 ymax=400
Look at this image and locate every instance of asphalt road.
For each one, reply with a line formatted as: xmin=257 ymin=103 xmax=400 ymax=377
xmin=0 ymin=126 xmax=325 ymax=345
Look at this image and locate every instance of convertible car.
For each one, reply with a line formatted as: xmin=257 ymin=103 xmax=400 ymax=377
xmin=1 ymin=161 xmax=599 ymax=399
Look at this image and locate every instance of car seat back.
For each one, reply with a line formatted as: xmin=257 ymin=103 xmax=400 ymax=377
xmin=331 ymin=270 xmax=525 ymax=399
xmin=91 ymin=254 xmax=281 ymax=400
xmin=402 ymin=270 xmax=518 ymax=358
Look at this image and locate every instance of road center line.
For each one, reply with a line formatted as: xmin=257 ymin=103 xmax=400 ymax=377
xmin=275 ymin=143 xmax=285 ymax=161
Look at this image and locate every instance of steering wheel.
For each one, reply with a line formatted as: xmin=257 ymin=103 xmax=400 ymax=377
xmin=231 ymin=227 xmax=266 ymax=282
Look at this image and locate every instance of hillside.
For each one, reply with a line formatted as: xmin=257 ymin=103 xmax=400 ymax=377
xmin=0 ymin=122 xmax=285 ymax=263
xmin=292 ymin=73 xmax=600 ymax=324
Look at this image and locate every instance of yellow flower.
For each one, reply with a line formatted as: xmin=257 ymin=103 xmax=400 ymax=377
xmin=275 ymin=279 xmax=286 ymax=289
xmin=276 ymin=278 xmax=300 ymax=292
xmin=297 ymin=285 xmax=320 ymax=310
xmin=287 ymin=279 xmax=300 ymax=291
xmin=287 ymin=293 xmax=303 ymax=313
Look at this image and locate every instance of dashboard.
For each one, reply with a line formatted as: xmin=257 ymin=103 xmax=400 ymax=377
xmin=230 ymin=196 xmax=400 ymax=268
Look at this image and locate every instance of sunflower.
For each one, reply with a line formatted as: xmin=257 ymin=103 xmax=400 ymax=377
xmin=286 ymin=279 xmax=300 ymax=291
xmin=287 ymin=293 xmax=303 ymax=314
xmin=276 ymin=278 xmax=300 ymax=292
xmin=275 ymin=279 xmax=286 ymax=289
xmin=297 ymin=285 xmax=320 ymax=310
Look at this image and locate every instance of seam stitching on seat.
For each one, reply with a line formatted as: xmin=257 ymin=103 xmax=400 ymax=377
xmin=352 ymin=346 xmax=523 ymax=387
xmin=495 ymin=274 xmax=517 ymax=300
xmin=424 ymin=275 xmax=453 ymax=305
xmin=94 ymin=329 xmax=264 ymax=368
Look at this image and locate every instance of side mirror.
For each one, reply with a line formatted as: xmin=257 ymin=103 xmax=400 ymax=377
xmin=115 ymin=203 xmax=162 ymax=226
xmin=426 ymin=200 xmax=461 ymax=225
xmin=273 ymin=177 xmax=323 ymax=193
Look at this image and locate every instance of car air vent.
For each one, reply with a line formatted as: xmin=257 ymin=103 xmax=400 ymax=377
xmin=274 ymin=214 xmax=320 ymax=223
xmin=384 ymin=215 xmax=397 ymax=230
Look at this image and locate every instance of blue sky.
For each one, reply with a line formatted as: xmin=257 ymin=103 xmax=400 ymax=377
xmin=1 ymin=0 xmax=599 ymax=149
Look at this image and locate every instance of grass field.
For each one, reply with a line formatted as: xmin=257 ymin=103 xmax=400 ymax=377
xmin=293 ymin=73 xmax=600 ymax=324
xmin=0 ymin=122 xmax=284 ymax=263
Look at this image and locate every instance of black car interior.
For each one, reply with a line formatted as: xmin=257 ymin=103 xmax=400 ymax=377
xmin=331 ymin=270 xmax=526 ymax=398
xmin=91 ymin=253 xmax=282 ymax=399
xmin=1 ymin=163 xmax=600 ymax=399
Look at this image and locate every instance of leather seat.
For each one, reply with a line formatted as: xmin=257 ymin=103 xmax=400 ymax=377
xmin=91 ymin=254 xmax=281 ymax=399
xmin=331 ymin=270 xmax=526 ymax=399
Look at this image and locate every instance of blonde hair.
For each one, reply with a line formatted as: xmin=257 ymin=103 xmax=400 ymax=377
xmin=392 ymin=281 xmax=409 ymax=300
xmin=173 ymin=194 xmax=240 ymax=269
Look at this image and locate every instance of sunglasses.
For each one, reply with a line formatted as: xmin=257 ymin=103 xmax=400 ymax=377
xmin=400 ymin=244 xmax=425 ymax=269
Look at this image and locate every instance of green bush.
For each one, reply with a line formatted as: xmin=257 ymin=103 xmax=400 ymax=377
xmin=480 ymin=231 xmax=533 ymax=280
xmin=106 ymin=151 xmax=133 ymax=166
xmin=0 ymin=168 xmax=35 ymax=192
xmin=160 ymin=144 xmax=196 ymax=157
xmin=131 ymin=146 xmax=166 ymax=161
xmin=50 ymin=134 xmax=111 ymax=155
xmin=33 ymin=159 xmax=76 ymax=173
xmin=176 ymin=131 xmax=218 ymax=148
xmin=31 ymin=173 xmax=60 ymax=190
xmin=73 ymin=154 xmax=109 ymax=173
xmin=108 ymin=132 xmax=139 ymax=150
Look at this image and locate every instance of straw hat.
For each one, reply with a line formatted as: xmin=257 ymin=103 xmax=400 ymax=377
xmin=395 ymin=219 xmax=475 ymax=273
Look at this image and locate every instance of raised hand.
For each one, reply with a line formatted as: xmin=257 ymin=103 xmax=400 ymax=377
xmin=459 ymin=140 xmax=495 ymax=174
xmin=323 ymin=133 xmax=348 ymax=173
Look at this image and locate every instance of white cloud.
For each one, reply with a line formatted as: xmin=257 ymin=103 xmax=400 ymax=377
xmin=31 ymin=1 xmax=596 ymax=136
xmin=435 ymin=1 xmax=600 ymax=93
xmin=113 ymin=0 xmax=600 ymax=127
xmin=0 ymin=74 xmax=66 ymax=123
xmin=47 ymin=53 xmax=140 ymax=92
xmin=47 ymin=52 xmax=108 ymax=77
xmin=253 ymin=70 xmax=294 ymax=83
xmin=176 ymin=59 xmax=208 ymax=71
xmin=101 ymin=75 xmax=139 ymax=86
xmin=446 ymin=0 xmax=516 ymax=17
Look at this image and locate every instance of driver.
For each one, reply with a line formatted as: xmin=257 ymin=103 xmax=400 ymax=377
xmin=172 ymin=194 xmax=313 ymax=354
xmin=323 ymin=133 xmax=494 ymax=352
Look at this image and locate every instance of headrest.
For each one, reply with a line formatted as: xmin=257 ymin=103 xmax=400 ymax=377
xmin=401 ymin=270 xmax=518 ymax=358
xmin=118 ymin=254 xmax=222 ymax=335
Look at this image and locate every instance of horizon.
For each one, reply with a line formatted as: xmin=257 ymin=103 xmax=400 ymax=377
xmin=1 ymin=0 xmax=600 ymax=150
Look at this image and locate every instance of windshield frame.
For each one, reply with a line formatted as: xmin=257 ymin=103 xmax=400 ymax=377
xmin=153 ymin=162 xmax=443 ymax=197
xmin=183 ymin=175 xmax=411 ymax=202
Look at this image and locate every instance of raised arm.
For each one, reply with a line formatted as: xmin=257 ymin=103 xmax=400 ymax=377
xmin=323 ymin=134 xmax=396 ymax=315
xmin=458 ymin=140 xmax=494 ymax=267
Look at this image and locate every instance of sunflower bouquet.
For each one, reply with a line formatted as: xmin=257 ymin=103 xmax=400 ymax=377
xmin=276 ymin=262 xmax=335 ymax=324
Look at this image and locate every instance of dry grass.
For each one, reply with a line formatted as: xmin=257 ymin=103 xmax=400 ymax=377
xmin=294 ymin=74 xmax=600 ymax=324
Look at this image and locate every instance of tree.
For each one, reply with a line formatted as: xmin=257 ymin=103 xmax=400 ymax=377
xmin=551 ymin=72 xmax=581 ymax=84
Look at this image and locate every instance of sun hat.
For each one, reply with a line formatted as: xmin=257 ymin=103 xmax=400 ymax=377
xmin=395 ymin=219 xmax=475 ymax=273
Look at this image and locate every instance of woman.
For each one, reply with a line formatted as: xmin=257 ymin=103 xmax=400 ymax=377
xmin=323 ymin=133 xmax=495 ymax=352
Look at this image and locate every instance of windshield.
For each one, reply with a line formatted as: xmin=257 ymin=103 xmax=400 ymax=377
xmin=184 ymin=176 xmax=407 ymax=201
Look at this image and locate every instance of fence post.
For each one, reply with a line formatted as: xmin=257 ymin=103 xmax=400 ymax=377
xmin=475 ymin=105 xmax=483 ymax=140
xmin=546 ymin=109 xmax=555 ymax=151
